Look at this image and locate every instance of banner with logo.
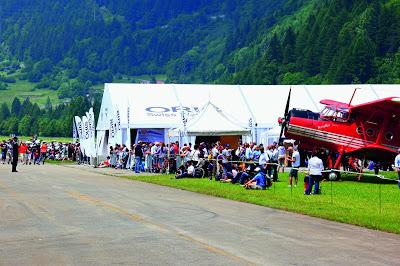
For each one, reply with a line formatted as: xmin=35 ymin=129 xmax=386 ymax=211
xmin=114 ymin=106 xmax=122 ymax=145
xmin=72 ymin=118 xmax=78 ymax=143
xmin=135 ymin=129 xmax=165 ymax=143
xmin=82 ymin=115 xmax=90 ymax=156
xmin=126 ymin=103 xmax=131 ymax=148
xmin=89 ymin=108 xmax=96 ymax=155
xmin=86 ymin=108 xmax=96 ymax=157
xmin=109 ymin=117 xmax=115 ymax=146
xmin=74 ymin=116 xmax=83 ymax=140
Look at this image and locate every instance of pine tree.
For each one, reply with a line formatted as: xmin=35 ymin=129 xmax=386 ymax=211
xmin=11 ymin=98 xmax=21 ymax=117
xmin=0 ymin=103 xmax=10 ymax=121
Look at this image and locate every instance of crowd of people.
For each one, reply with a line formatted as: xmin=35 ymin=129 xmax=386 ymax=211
xmin=5 ymin=135 xmax=399 ymax=191
xmin=99 ymin=140 xmax=329 ymax=193
xmin=1 ymin=137 xmax=84 ymax=171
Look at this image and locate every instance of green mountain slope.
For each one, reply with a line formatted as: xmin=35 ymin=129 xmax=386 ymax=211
xmin=0 ymin=1 xmax=399 ymax=109
xmin=226 ymin=0 xmax=400 ymax=85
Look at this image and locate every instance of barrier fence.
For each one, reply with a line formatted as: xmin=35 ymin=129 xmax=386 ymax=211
xmin=85 ymin=154 xmax=400 ymax=218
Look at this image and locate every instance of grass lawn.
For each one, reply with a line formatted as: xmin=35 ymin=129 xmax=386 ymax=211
xmin=0 ymin=135 xmax=72 ymax=143
xmin=122 ymin=171 xmax=400 ymax=234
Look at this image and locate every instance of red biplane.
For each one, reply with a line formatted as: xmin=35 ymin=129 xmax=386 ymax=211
xmin=279 ymin=89 xmax=400 ymax=170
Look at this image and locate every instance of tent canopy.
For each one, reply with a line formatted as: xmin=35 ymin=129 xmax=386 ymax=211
xmin=170 ymin=101 xmax=251 ymax=136
xmin=97 ymin=83 xmax=400 ymax=131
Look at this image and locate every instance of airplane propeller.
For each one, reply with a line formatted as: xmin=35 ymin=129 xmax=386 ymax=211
xmin=278 ymin=87 xmax=292 ymax=143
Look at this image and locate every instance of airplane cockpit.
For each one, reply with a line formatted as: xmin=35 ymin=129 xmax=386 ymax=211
xmin=320 ymin=106 xmax=350 ymax=122
xmin=288 ymin=109 xmax=320 ymax=121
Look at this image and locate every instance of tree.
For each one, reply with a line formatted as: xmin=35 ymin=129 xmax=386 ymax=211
xmin=5 ymin=117 xmax=19 ymax=135
xmin=21 ymin=97 xmax=33 ymax=117
xmin=18 ymin=115 xmax=33 ymax=136
xmin=282 ymin=27 xmax=296 ymax=64
xmin=11 ymin=97 xmax=21 ymax=117
xmin=45 ymin=96 xmax=53 ymax=113
xmin=0 ymin=103 xmax=10 ymax=121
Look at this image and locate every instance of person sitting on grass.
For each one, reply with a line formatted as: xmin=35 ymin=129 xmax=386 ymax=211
xmin=175 ymin=161 xmax=195 ymax=179
xmin=98 ymin=156 xmax=111 ymax=168
xmin=220 ymin=164 xmax=238 ymax=183
xmin=243 ymin=167 xmax=266 ymax=190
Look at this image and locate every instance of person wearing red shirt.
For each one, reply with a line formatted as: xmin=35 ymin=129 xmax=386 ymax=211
xmin=40 ymin=142 xmax=48 ymax=164
xmin=19 ymin=143 xmax=28 ymax=163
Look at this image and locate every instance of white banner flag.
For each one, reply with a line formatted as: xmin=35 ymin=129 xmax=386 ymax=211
xmin=89 ymin=107 xmax=96 ymax=156
xmin=114 ymin=106 xmax=122 ymax=145
xmin=72 ymin=118 xmax=78 ymax=143
xmin=85 ymin=108 xmax=96 ymax=157
xmin=74 ymin=116 xmax=83 ymax=140
xmin=126 ymin=102 xmax=131 ymax=148
xmin=82 ymin=115 xmax=90 ymax=156
xmin=109 ymin=117 xmax=115 ymax=146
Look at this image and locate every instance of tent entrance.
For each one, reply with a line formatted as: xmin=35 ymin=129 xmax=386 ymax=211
xmin=104 ymin=130 xmax=109 ymax=147
xmin=196 ymin=136 xmax=220 ymax=145
xmin=130 ymin=129 xmax=137 ymax=146
xmin=196 ymin=135 xmax=241 ymax=148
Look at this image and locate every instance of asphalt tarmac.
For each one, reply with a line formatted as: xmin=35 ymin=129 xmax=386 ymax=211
xmin=0 ymin=163 xmax=399 ymax=266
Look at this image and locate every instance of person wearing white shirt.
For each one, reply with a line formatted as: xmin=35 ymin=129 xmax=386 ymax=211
xmin=395 ymin=148 xmax=400 ymax=189
xmin=277 ymin=143 xmax=286 ymax=173
xmin=211 ymin=144 xmax=219 ymax=159
xmin=245 ymin=144 xmax=253 ymax=161
xmin=190 ymin=144 xmax=201 ymax=166
xmin=210 ymin=143 xmax=220 ymax=180
xmin=176 ymin=161 xmax=195 ymax=179
xmin=265 ymin=146 xmax=274 ymax=177
xmin=258 ymin=147 xmax=267 ymax=172
xmin=271 ymin=144 xmax=279 ymax=181
xmin=305 ymin=152 xmax=324 ymax=195
xmin=288 ymin=147 xmax=301 ymax=187
xmin=150 ymin=143 xmax=157 ymax=170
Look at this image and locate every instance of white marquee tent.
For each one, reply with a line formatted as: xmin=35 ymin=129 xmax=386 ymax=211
xmin=168 ymin=101 xmax=251 ymax=145
xmin=96 ymin=83 xmax=400 ymax=155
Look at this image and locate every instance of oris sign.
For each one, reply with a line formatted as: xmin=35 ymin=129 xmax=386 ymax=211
xmin=145 ymin=106 xmax=200 ymax=113
xmin=145 ymin=106 xmax=200 ymax=118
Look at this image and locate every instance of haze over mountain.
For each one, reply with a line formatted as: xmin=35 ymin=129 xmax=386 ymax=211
xmin=0 ymin=0 xmax=399 ymax=136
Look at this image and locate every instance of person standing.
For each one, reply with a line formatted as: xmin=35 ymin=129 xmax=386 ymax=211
xmin=11 ymin=137 xmax=19 ymax=172
xmin=305 ymin=151 xmax=324 ymax=195
xmin=258 ymin=147 xmax=267 ymax=173
xmin=40 ymin=142 xmax=47 ymax=164
xmin=395 ymin=148 xmax=400 ymax=189
xmin=277 ymin=142 xmax=286 ymax=173
xmin=134 ymin=142 xmax=143 ymax=173
xmin=288 ymin=146 xmax=301 ymax=187
xmin=271 ymin=143 xmax=279 ymax=181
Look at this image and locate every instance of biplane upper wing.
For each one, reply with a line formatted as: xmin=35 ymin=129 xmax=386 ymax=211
xmin=319 ymin=99 xmax=350 ymax=109
xmin=349 ymin=97 xmax=400 ymax=115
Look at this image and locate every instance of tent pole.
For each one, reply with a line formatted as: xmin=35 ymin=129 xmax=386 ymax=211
xmin=167 ymin=131 xmax=170 ymax=174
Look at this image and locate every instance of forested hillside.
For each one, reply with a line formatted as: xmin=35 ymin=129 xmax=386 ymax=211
xmin=0 ymin=0 xmax=400 ymax=136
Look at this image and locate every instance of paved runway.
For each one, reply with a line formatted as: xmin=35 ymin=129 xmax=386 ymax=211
xmin=0 ymin=164 xmax=399 ymax=265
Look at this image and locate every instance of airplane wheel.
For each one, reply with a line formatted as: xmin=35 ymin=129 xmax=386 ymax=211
xmin=329 ymin=171 xmax=338 ymax=181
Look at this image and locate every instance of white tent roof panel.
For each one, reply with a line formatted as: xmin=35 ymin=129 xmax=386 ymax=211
xmin=171 ymin=102 xmax=250 ymax=136
xmin=97 ymin=83 xmax=400 ymax=131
